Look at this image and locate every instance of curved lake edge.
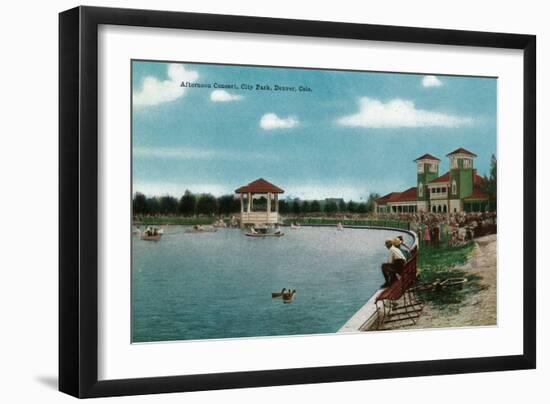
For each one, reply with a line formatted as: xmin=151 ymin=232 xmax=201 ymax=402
xmin=333 ymin=225 xmax=419 ymax=333
xmin=132 ymin=224 xmax=418 ymax=342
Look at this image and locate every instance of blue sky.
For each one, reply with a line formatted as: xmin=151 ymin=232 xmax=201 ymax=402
xmin=132 ymin=60 xmax=496 ymax=201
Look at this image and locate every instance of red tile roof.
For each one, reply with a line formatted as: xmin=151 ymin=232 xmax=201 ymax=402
xmin=463 ymin=188 xmax=490 ymax=201
xmin=428 ymin=171 xmax=451 ymax=184
xmin=414 ymin=153 xmax=441 ymax=162
xmin=446 ymin=147 xmax=477 ymax=157
xmin=428 ymin=171 xmax=484 ymax=185
xmin=473 ymin=172 xmax=485 ymax=185
xmin=375 ymin=192 xmax=399 ymax=204
xmin=389 ymin=187 xmax=418 ymax=202
xmin=235 ymin=178 xmax=284 ymax=194
xmin=375 ymin=187 xmax=417 ymax=204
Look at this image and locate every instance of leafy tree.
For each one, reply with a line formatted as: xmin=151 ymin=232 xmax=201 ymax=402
xmin=133 ymin=192 xmax=148 ymax=215
xmin=324 ymin=201 xmax=338 ymax=214
xmin=301 ymin=200 xmax=311 ymax=214
xmin=291 ymin=199 xmax=301 ymax=215
xmin=356 ymin=202 xmax=368 ymax=214
xmin=159 ymin=195 xmax=178 ymax=215
xmin=146 ymin=197 xmax=160 ymax=215
xmin=481 ymin=154 xmax=497 ymax=200
xmin=218 ymin=194 xmax=239 ymax=215
xmin=310 ymin=200 xmax=321 ymax=213
xmin=347 ymin=200 xmax=357 ymax=213
xmin=338 ymin=200 xmax=347 ymax=213
xmin=365 ymin=192 xmax=381 ymax=213
xmin=197 ymin=193 xmax=218 ymax=215
xmin=178 ymin=190 xmax=196 ymax=216
xmin=279 ymin=199 xmax=289 ymax=214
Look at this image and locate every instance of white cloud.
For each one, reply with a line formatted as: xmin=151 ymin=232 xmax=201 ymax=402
xmin=259 ymin=113 xmax=299 ymax=130
xmin=422 ymin=75 xmax=443 ymax=87
xmin=133 ymin=146 xmax=278 ymax=161
xmin=133 ymin=64 xmax=198 ymax=107
xmin=337 ymin=97 xmax=473 ymax=128
xmin=210 ymin=89 xmax=243 ymax=102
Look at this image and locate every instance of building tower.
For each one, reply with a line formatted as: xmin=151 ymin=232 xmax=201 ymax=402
xmin=447 ymin=147 xmax=477 ymax=213
xmin=414 ymin=154 xmax=440 ymax=213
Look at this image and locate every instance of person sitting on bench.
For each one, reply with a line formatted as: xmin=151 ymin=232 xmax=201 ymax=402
xmin=394 ymin=236 xmax=411 ymax=259
xmin=380 ymin=238 xmax=406 ymax=288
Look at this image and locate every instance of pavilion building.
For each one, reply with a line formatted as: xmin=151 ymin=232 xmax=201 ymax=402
xmin=374 ymin=148 xmax=495 ymax=214
xmin=235 ymin=178 xmax=284 ymax=227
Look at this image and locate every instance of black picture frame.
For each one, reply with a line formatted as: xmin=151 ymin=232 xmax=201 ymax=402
xmin=59 ymin=6 xmax=536 ymax=398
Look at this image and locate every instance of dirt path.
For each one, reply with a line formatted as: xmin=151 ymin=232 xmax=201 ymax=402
xmin=397 ymin=234 xmax=497 ymax=330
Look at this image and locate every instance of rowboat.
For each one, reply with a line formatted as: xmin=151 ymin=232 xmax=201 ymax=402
xmin=140 ymin=233 xmax=162 ymax=241
xmin=185 ymin=225 xmax=217 ymax=233
xmin=271 ymin=288 xmax=287 ymax=298
xmin=245 ymin=232 xmax=284 ymax=237
xmin=282 ymin=289 xmax=297 ymax=303
xmin=140 ymin=227 xmax=163 ymax=241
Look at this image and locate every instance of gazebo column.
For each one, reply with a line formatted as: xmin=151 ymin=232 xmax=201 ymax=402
xmin=267 ymin=192 xmax=271 ymax=221
xmin=240 ymin=194 xmax=244 ymax=214
xmin=247 ymin=192 xmax=252 ymax=213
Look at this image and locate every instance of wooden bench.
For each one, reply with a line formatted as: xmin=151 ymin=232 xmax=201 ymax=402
xmin=374 ymin=247 xmax=423 ymax=329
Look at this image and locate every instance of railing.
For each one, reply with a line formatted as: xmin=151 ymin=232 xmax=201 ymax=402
xmin=282 ymin=217 xmax=411 ymax=230
xmin=241 ymin=211 xmax=279 ymax=224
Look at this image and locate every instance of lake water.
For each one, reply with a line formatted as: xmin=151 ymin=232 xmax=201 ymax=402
xmin=132 ymin=226 xmax=412 ymax=342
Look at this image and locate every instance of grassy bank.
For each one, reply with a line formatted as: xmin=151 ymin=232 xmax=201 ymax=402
xmin=417 ymin=241 xmax=486 ymax=311
xmin=283 ymin=217 xmax=410 ymax=230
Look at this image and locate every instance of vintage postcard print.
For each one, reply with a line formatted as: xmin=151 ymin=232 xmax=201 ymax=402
xmin=131 ymin=60 xmax=497 ymax=343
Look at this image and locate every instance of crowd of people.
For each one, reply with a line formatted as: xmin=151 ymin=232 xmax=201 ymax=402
xmin=377 ymin=211 xmax=497 ymax=247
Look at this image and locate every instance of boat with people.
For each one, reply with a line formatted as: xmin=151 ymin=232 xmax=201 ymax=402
xmin=290 ymin=223 xmax=301 ymax=229
xmin=271 ymin=288 xmax=288 ymax=298
xmin=282 ymin=289 xmax=297 ymax=303
xmin=185 ymin=224 xmax=217 ymax=234
xmin=245 ymin=225 xmax=284 ymax=237
xmin=271 ymin=288 xmax=296 ymax=302
xmin=140 ymin=226 xmax=163 ymax=241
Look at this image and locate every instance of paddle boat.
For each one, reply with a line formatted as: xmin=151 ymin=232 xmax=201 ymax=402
xmin=245 ymin=226 xmax=284 ymax=237
xmin=271 ymin=288 xmax=287 ymax=298
xmin=282 ymin=289 xmax=297 ymax=303
xmin=140 ymin=226 xmax=163 ymax=241
xmin=185 ymin=224 xmax=217 ymax=233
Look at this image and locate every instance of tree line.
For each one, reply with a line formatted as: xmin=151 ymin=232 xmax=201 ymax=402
xmin=133 ymin=190 xmax=381 ymax=217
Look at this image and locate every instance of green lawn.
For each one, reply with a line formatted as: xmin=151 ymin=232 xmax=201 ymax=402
xmin=416 ymin=241 xmax=486 ymax=310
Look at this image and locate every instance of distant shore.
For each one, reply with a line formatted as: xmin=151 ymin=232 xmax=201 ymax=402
xmin=133 ymin=215 xmax=411 ymax=230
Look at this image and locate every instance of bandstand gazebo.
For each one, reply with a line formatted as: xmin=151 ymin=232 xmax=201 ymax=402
xmin=235 ymin=178 xmax=284 ymax=228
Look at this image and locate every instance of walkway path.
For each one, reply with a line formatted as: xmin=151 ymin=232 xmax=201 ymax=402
xmin=392 ymin=234 xmax=497 ymax=330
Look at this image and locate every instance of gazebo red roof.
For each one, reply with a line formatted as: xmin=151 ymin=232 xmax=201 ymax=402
xmin=446 ymin=147 xmax=477 ymax=157
xmin=414 ymin=153 xmax=441 ymax=162
xmin=235 ymin=178 xmax=284 ymax=194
